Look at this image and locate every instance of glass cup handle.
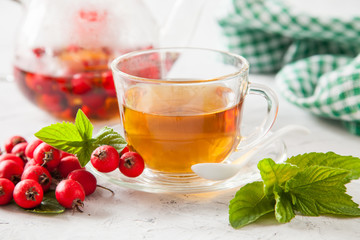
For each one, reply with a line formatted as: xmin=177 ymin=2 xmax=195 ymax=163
xmin=236 ymin=82 xmax=279 ymax=151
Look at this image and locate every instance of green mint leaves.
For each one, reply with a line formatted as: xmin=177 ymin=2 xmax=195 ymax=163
xmin=229 ymin=152 xmax=360 ymax=229
xmin=229 ymin=181 xmax=275 ymax=228
xmin=34 ymin=110 xmax=127 ymax=167
xmin=285 ymin=166 xmax=358 ymax=216
xmin=286 ymin=152 xmax=360 ymax=180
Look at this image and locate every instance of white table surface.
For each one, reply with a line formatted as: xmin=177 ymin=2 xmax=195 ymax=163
xmin=1 ymin=1 xmax=360 ymax=240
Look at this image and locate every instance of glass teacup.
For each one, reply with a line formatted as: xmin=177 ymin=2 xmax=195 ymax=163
xmin=111 ymin=48 xmax=278 ymax=177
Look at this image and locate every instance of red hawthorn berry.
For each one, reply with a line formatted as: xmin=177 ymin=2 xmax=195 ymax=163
xmin=120 ymin=146 xmax=129 ymax=156
xmin=25 ymin=139 xmax=43 ymax=159
xmin=81 ymin=93 xmax=106 ymax=109
xmin=4 ymin=136 xmax=26 ymax=153
xmin=33 ymin=143 xmax=61 ymax=172
xmin=101 ymin=70 xmax=116 ymax=96
xmin=21 ymin=165 xmax=52 ymax=192
xmin=0 ymin=160 xmax=24 ymax=184
xmin=90 ymin=145 xmax=119 ymax=173
xmin=13 ymin=179 xmax=43 ymax=209
xmin=0 ymin=153 xmax=25 ymax=168
xmin=25 ymin=73 xmax=53 ymax=94
xmin=119 ymin=152 xmax=145 ymax=178
xmin=55 ymin=179 xmax=85 ymax=211
xmin=71 ymin=72 xmax=93 ymax=94
xmin=58 ymin=156 xmax=82 ymax=179
xmin=0 ymin=178 xmax=15 ymax=205
xmin=11 ymin=142 xmax=28 ymax=162
xmin=60 ymin=151 xmax=75 ymax=159
xmin=39 ymin=94 xmax=67 ymax=113
xmin=68 ymin=169 xmax=97 ymax=196
xmin=80 ymin=105 xmax=92 ymax=117
xmin=24 ymin=158 xmax=40 ymax=170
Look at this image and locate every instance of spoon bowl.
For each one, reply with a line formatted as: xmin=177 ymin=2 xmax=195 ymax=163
xmin=191 ymin=125 xmax=310 ymax=181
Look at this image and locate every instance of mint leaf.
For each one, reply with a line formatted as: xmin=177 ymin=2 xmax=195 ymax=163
xmin=285 ymin=166 xmax=360 ymax=216
xmin=229 ymin=181 xmax=275 ymax=229
xmin=286 ymin=152 xmax=360 ymax=180
xmin=258 ymin=158 xmax=299 ymax=196
xmin=230 ymin=153 xmax=360 ymax=229
xmin=34 ymin=122 xmax=83 ymax=152
xmin=274 ymin=185 xmax=295 ymax=223
xmin=75 ymin=109 xmax=93 ymax=140
xmin=34 ymin=122 xmax=82 ymax=143
xmin=73 ymin=139 xmax=97 ymax=167
xmin=35 ymin=109 xmax=127 ymax=167
xmin=94 ymin=127 xmax=127 ymax=153
xmin=34 ymin=115 xmax=95 ymax=167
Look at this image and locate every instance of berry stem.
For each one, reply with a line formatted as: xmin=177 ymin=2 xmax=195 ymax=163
xmin=43 ymin=150 xmax=54 ymax=164
xmin=39 ymin=173 xmax=50 ymax=186
xmin=0 ymin=186 xmax=4 ymax=196
xmin=72 ymin=199 xmax=84 ymax=213
xmin=96 ymin=184 xmax=114 ymax=195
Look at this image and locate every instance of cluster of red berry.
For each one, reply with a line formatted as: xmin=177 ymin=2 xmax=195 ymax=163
xmin=0 ymin=135 xmax=145 ymax=211
xmin=14 ymin=66 xmax=119 ymax=121
xmin=14 ymin=44 xmax=156 ymax=120
xmin=91 ymin=145 xmax=145 ymax=178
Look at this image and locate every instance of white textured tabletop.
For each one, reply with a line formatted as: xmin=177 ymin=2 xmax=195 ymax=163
xmin=1 ymin=1 xmax=360 ymax=240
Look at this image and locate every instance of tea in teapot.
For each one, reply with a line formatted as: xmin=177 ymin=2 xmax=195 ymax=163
xmin=11 ymin=0 xmax=206 ymax=120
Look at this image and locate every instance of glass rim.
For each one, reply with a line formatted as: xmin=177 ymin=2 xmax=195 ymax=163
xmin=110 ymin=47 xmax=249 ymax=84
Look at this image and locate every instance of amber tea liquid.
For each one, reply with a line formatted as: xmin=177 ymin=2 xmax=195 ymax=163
xmin=122 ymin=84 xmax=243 ymax=173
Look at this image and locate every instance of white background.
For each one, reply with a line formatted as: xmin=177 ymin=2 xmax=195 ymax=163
xmin=0 ymin=0 xmax=360 ymax=239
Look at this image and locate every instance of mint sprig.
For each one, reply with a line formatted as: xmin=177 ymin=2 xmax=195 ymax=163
xmin=34 ymin=110 xmax=127 ymax=167
xmin=229 ymin=152 xmax=360 ymax=229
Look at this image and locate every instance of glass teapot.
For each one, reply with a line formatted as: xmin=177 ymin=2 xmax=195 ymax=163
xmin=11 ymin=0 xmax=207 ymax=120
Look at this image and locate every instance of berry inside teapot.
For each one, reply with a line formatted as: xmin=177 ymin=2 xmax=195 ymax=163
xmin=11 ymin=0 xmax=206 ymax=120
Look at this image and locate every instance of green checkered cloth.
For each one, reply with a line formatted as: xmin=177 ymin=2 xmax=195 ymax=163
xmin=276 ymin=55 xmax=360 ymax=135
xmin=219 ymin=0 xmax=360 ymax=135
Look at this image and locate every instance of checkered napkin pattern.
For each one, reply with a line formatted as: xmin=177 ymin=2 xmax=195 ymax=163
xmin=219 ymin=0 xmax=360 ymax=135
xmin=277 ymin=55 xmax=360 ymax=135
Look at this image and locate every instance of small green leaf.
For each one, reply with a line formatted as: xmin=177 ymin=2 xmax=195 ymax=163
xmin=94 ymin=127 xmax=127 ymax=153
xmin=258 ymin=158 xmax=299 ymax=196
xmin=286 ymin=152 xmax=360 ymax=180
xmin=75 ymin=109 xmax=94 ymax=140
xmin=289 ymin=192 xmax=318 ymax=216
xmin=75 ymin=139 xmax=97 ymax=167
xmin=274 ymin=185 xmax=295 ymax=223
xmin=35 ymin=122 xmax=82 ymax=148
xmin=26 ymin=191 xmax=65 ymax=214
xmin=285 ymin=166 xmax=360 ymax=216
xmin=229 ymin=181 xmax=275 ymax=229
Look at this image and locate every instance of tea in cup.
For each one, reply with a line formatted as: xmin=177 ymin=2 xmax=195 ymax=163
xmin=111 ymin=48 xmax=278 ymax=175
